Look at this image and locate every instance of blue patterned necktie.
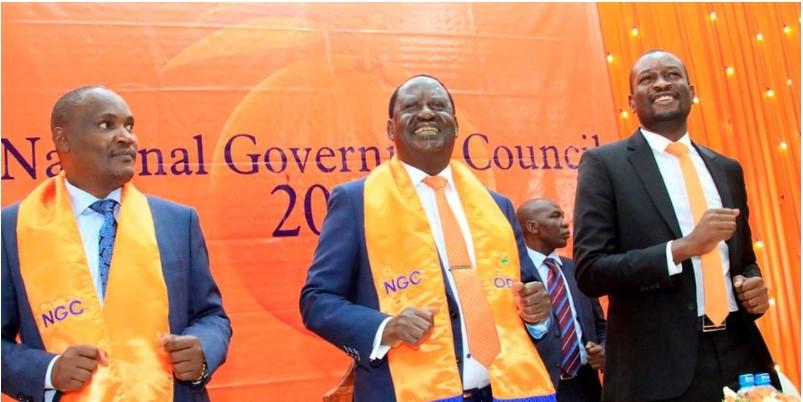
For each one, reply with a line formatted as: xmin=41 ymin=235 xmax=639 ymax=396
xmin=544 ymin=258 xmax=582 ymax=378
xmin=89 ymin=199 xmax=118 ymax=299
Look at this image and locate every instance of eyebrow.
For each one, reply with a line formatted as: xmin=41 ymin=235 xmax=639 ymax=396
xmin=96 ymin=112 xmax=134 ymax=121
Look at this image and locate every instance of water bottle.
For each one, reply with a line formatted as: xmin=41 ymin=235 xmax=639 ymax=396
xmin=755 ymin=372 xmax=776 ymax=390
xmin=737 ymin=373 xmax=755 ymax=395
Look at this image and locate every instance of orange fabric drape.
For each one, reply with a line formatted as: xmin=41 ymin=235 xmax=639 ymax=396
xmin=598 ymin=2 xmax=801 ymax=389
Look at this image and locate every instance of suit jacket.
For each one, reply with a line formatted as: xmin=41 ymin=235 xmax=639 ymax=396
xmin=572 ymin=130 xmax=775 ymax=401
xmin=299 ymin=177 xmax=538 ymax=402
xmin=1 ymin=196 xmax=232 ymax=402
xmin=531 ymin=256 xmax=606 ymax=392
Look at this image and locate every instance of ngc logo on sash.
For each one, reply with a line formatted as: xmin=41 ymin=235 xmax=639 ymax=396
xmin=41 ymin=299 xmax=85 ymax=328
xmin=383 ymin=270 xmax=422 ymax=295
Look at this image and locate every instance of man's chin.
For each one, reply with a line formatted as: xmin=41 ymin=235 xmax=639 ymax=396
xmin=111 ymin=169 xmax=136 ymax=185
xmin=650 ymin=107 xmax=690 ymax=122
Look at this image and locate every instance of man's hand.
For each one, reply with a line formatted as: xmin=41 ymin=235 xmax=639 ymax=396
xmin=51 ymin=344 xmax=108 ymax=392
xmin=733 ymin=275 xmax=770 ymax=315
xmin=586 ymin=341 xmax=605 ymax=371
xmin=672 ymin=209 xmax=739 ymax=263
xmin=159 ymin=334 xmax=205 ymax=382
xmin=513 ymin=281 xmax=551 ymax=324
xmin=381 ymin=306 xmax=438 ymax=349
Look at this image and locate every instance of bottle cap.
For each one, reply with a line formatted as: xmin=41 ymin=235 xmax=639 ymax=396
xmin=739 ymin=373 xmax=755 ymax=389
xmin=755 ymin=373 xmax=771 ymax=386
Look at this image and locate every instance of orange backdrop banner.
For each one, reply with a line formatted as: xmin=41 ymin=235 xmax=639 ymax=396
xmin=1 ymin=3 xmax=617 ymax=400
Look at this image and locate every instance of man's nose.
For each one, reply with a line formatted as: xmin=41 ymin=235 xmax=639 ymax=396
xmin=653 ymin=76 xmax=672 ymax=90
xmin=118 ymin=128 xmax=137 ymax=145
xmin=417 ymin=105 xmax=435 ymax=119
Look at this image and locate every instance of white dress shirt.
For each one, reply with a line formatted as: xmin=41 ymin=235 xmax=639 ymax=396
xmin=527 ymin=248 xmax=588 ymax=365
xmin=43 ymin=180 xmax=121 ymax=400
xmin=640 ymin=129 xmax=739 ymax=316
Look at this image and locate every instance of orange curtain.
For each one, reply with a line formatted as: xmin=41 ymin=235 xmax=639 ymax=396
xmin=598 ymin=2 xmax=800 ymax=389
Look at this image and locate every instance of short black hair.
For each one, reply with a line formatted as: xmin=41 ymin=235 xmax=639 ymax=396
xmin=629 ymin=49 xmax=691 ymax=94
xmin=50 ymin=85 xmax=108 ymax=130
xmin=388 ymin=74 xmax=456 ymax=118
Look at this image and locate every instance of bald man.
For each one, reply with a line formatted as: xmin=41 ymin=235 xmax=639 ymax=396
xmin=2 ymin=86 xmax=231 ymax=402
xmin=518 ymin=198 xmax=606 ymax=402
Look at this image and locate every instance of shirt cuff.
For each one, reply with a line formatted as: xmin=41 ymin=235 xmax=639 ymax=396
xmin=666 ymin=241 xmax=683 ymax=276
xmin=525 ymin=316 xmax=551 ymax=340
xmin=370 ymin=317 xmax=394 ymax=360
xmin=45 ymin=355 xmax=60 ymax=390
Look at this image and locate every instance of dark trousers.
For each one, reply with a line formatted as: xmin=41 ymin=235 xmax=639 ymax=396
xmin=662 ymin=315 xmax=780 ymax=402
xmin=557 ymin=363 xmax=602 ymax=402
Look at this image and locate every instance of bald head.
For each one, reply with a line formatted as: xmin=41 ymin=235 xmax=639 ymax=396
xmin=51 ymin=86 xmax=138 ymax=198
xmin=51 ymin=85 xmax=111 ymax=131
xmin=517 ymin=198 xmax=555 ymax=227
xmin=517 ymin=198 xmax=570 ymax=254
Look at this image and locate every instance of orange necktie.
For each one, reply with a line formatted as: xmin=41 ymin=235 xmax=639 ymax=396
xmin=422 ymin=175 xmax=501 ymax=367
xmin=665 ymin=142 xmax=729 ymax=325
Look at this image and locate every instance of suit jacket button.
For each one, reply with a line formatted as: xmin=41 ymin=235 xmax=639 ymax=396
xmin=687 ymin=302 xmax=696 ymax=311
xmin=449 ymin=310 xmax=457 ymax=319
xmin=456 ymin=358 xmax=462 ymax=366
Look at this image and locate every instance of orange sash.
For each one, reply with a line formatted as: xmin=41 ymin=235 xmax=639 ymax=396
xmin=364 ymin=157 xmax=555 ymax=401
xmin=17 ymin=173 xmax=173 ymax=402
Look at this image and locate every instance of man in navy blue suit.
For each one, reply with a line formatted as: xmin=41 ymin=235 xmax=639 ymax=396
xmin=518 ymin=198 xmax=606 ymax=402
xmin=300 ymin=75 xmax=556 ymax=402
xmin=1 ymin=86 xmax=231 ymax=402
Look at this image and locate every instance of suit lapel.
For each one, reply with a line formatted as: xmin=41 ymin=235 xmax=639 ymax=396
xmin=627 ymin=130 xmax=683 ymax=238
xmin=694 ymin=144 xmax=734 ymax=208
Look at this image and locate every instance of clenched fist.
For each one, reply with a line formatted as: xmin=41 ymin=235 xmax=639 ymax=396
xmin=381 ymin=306 xmax=439 ymax=349
xmin=159 ymin=334 xmax=206 ymax=382
xmin=513 ymin=281 xmax=551 ymax=324
xmin=51 ymin=344 xmax=108 ymax=392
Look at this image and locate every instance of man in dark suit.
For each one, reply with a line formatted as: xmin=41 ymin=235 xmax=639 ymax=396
xmin=518 ymin=198 xmax=606 ymax=402
xmin=300 ymin=75 xmax=556 ymax=402
xmin=2 ymin=86 xmax=231 ymax=402
xmin=572 ymin=50 xmax=778 ymax=402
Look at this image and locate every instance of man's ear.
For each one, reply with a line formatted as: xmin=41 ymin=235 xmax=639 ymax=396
xmin=628 ymin=93 xmax=635 ymax=114
xmin=386 ymin=119 xmax=394 ymax=141
xmin=526 ymin=220 xmax=538 ymax=235
xmin=53 ymin=127 xmax=70 ymax=153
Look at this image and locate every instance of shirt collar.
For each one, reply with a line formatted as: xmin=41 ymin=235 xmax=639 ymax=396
xmin=401 ymin=161 xmax=455 ymax=189
xmin=526 ymin=247 xmax=562 ymax=269
xmin=64 ymin=179 xmax=122 ymax=218
xmin=640 ymin=128 xmax=693 ymax=154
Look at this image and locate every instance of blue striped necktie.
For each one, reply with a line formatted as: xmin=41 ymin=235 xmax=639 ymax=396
xmin=89 ymin=199 xmax=118 ymax=299
xmin=544 ymin=258 xmax=581 ymax=378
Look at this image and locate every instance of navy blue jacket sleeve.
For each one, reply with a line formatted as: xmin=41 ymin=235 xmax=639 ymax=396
xmin=1 ymin=206 xmax=56 ymax=402
xmin=299 ymin=185 xmax=389 ymax=368
xmin=181 ymin=208 xmax=232 ymax=378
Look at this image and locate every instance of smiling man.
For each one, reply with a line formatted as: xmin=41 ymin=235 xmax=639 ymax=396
xmin=300 ymin=75 xmax=556 ymax=402
xmin=1 ymin=86 xmax=231 ymax=402
xmin=572 ymin=50 xmax=779 ymax=401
